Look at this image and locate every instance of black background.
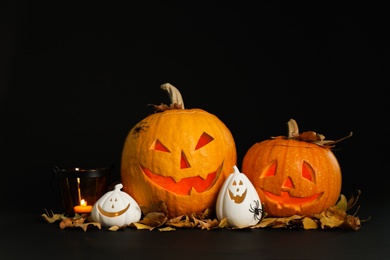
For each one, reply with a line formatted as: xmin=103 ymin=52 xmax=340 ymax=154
xmin=1 ymin=2 xmax=389 ymax=258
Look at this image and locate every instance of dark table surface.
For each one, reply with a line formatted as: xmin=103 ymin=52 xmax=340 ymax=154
xmin=2 ymin=196 xmax=389 ymax=260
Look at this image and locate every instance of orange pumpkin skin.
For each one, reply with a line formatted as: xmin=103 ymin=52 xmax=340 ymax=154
xmin=242 ymin=137 xmax=342 ymax=217
xmin=121 ymin=108 xmax=237 ymax=219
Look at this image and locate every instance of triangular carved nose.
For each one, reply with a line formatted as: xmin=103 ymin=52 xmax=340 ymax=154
xmin=180 ymin=151 xmax=190 ymax=169
xmin=282 ymin=177 xmax=294 ymax=188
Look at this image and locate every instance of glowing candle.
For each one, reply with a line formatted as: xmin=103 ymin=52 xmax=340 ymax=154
xmin=73 ymin=199 xmax=92 ymax=214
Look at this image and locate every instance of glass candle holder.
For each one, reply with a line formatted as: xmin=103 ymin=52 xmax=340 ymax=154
xmin=53 ymin=165 xmax=112 ymax=215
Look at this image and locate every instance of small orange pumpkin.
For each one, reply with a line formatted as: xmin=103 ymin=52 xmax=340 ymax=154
xmin=242 ymin=119 xmax=352 ymax=217
xmin=121 ymin=83 xmax=237 ymax=218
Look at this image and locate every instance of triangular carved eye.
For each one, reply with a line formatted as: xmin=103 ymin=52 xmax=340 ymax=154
xmin=195 ymin=132 xmax=214 ymax=150
xmin=262 ymin=161 xmax=277 ymax=177
xmin=302 ymin=162 xmax=315 ymax=183
xmin=151 ymin=139 xmax=170 ymax=152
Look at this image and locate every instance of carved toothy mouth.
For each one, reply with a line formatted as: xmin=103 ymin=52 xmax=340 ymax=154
xmin=141 ymin=164 xmax=222 ymax=195
xmin=262 ymin=190 xmax=323 ymax=206
xmin=228 ymin=189 xmax=247 ymax=204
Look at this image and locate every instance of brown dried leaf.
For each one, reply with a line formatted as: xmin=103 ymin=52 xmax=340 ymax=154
xmin=298 ymin=131 xmax=321 ymax=142
xmin=137 ymin=211 xmax=167 ymax=228
xmin=281 ymin=119 xmax=353 ymax=148
xmin=75 ymin=222 xmax=101 ymax=232
xmin=41 ymin=209 xmax=67 ymax=223
xmin=192 ymin=208 xmax=214 ymax=220
xmin=166 ymin=215 xmax=195 ymax=228
xmin=58 ymin=215 xmax=101 ymax=232
xmin=347 ymin=190 xmax=361 ymax=211
xmin=148 ymin=103 xmax=183 ymax=113
xmin=197 ymin=218 xmax=222 ymax=230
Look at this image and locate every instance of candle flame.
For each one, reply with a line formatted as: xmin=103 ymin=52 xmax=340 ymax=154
xmin=80 ymin=199 xmax=87 ymax=206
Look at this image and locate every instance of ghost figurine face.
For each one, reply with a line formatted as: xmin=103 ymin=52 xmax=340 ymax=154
xmin=91 ymin=183 xmax=142 ymax=227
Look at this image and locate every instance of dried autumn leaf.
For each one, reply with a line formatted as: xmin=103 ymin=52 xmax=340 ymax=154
xmin=166 ymin=215 xmax=196 ymax=228
xmin=158 ymin=226 xmax=176 ymax=232
xmin=319 ymin=213 xmax=345 ymax=229
xmin=131 ymin=222 xmax=155 ymax=231
xmin=75 ymin=222 xmax=101 ymax=232
xmin=137 ymin=211 xmax=167 ymax=228
xmin=252 ymin=217 xmax=277 ymax=228
xmin=217 ymin=218 xmax=229 ymax=229
xmin=347 ymin=190 xmax=361 ymax=211
xmin=341 ymin=215 xmax=362 ymax=231
xmin=335 ymin=194 xmax=348 ymax=211
xmin=192 ymin=208 xmax=214 ymax=220
xmin=197 ymin=218 xmax=221 ymax=230
xmin=302 ymin=217 xmax=318 ymax=230
xmin=108 ymin=226 xmax=120 ymax=231
xmin=279 ymin=118 xmax=353 ymax=148
xmin=58 ymin=215 xmax=101 ymax=232
xmin=41 ymin=209 xmax=67 ymax=223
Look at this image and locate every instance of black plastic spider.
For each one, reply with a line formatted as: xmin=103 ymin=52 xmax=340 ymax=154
xmin=132 ymin=121 xmax=149 ymax=137
xmin=249 ymin=200 xmax=263 ymax=221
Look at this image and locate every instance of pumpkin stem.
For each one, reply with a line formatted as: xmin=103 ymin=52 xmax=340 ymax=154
xmin=286 ymin=118 xmax=353 ymax=148
xmin=161 ymin=83 xmax=185 ymax=109
xmin=287 ymin=118 xmax=299 ymax=139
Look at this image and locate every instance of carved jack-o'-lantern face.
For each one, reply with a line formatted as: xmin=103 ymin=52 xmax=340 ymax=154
xmin=91 ymin=183 xmax=142 ymax=227
xmin=242 ymin=120 xmax=347 ymax=217
xmin=121 ymin=84 xmax=237 ymax=219
xmin=216 ymin=166 xmax=262 ymax=228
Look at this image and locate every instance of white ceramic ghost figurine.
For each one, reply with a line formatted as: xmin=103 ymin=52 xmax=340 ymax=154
xmin=216 ymin=165 xmax=262 ymax=228
xmin=91 ymin=183 xmax=142 ymax=228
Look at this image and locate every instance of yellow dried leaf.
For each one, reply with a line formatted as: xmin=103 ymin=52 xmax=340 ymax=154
xmin=302 ymin=217 xmax=318 ymax=230
xmin=319 ymin=214 xmax=344 ymax=228
xmin=336 ymin=194 xmax=348 ymax=211
xmin=131 ymin=222 xmax=156 ymax=230
xmin=158 ymin=226 xmax=176 ymax=232
xmin=108 ymin=226 xmax=120 ymax=231
xmin=217 ymin=218 xmax=229 ymax=228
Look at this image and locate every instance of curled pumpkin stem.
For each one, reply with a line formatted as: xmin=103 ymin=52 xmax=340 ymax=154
xmin=148 ymin=83 xmax=185 ymax=112
xmin=283 ymin=118 xmax=353 ymax=148
xmin=160 ymin=83 xmax=185 ymax=109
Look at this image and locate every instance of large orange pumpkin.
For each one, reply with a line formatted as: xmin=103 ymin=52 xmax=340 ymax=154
xmin=121 ymin=83 xmax=237 ymax=218
xmin=242 ymin=119 xmax=352 ymax=217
